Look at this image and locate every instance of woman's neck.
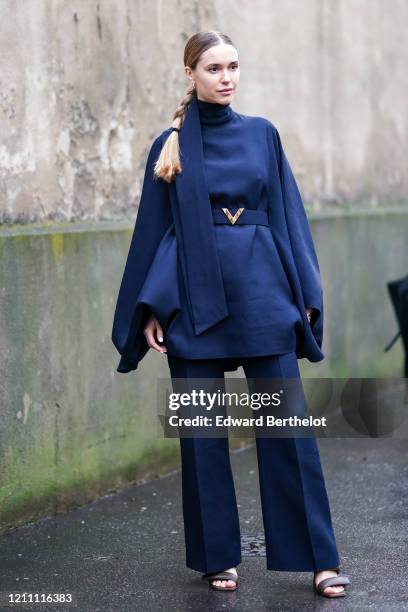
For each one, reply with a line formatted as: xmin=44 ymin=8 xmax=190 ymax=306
xmin=196 ymin=97 xmax=234 ymax=126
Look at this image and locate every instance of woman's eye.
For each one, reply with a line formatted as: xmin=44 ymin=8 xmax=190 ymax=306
xmin=209 ymin=65 xmax=239 ymax=73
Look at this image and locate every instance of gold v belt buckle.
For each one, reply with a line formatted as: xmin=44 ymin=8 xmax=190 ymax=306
xmin=221 ymin=207 xmax=245 ymax=225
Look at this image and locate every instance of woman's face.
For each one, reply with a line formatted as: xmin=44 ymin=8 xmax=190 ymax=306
xmin=185 ymin=43 xmax=240 ymax=105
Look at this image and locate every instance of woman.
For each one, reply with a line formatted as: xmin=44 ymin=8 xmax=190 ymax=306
xmin=112 ymin=31 xmax=350 ymax=598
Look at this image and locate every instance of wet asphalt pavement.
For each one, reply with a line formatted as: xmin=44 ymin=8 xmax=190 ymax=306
xmin=0 ymin=436 xmax=407 ymax=611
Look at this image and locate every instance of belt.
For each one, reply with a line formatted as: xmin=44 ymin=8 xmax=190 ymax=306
xmin=212 ymin=207 xmax=269 ymax=226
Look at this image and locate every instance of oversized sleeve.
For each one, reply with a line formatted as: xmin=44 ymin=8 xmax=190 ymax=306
xmin=272 ymin=125 xmax=324 ymax=354
xmin=111 ymin=132 xmax=176 ymax=373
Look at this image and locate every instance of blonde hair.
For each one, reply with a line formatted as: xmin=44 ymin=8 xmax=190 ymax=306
xmin=153 ymin=30 xmax=235 ymax=183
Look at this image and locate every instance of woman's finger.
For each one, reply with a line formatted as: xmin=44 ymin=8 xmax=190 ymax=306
xmin=143 ymin=321 xmax=165 ymax=352
xmin=154 ymin=320 xmax=167 ymax=352
xmin=144 ymin=327 xmax=166 ymax=353
xmin=155 ymin=328 xmax=167 ymax=352
xmin=144 ymin=317 xmax=167 ymax=353
xmin=156 ymin=323 xmax=164 ymax=343
xmin=153 ymin=320 xmax=168 ymax=351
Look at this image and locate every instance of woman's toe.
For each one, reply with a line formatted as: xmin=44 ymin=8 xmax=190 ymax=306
xmin=212 ymin=579 xmax=235 ymax=588
xmin=324 ymin=585 xmax=344 ymax=595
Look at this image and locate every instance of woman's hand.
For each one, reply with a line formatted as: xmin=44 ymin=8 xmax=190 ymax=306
xmin=306 ymin=307 xmax=313 ymax=323
xmin=143 ymin=313 xmax=167 ymax=354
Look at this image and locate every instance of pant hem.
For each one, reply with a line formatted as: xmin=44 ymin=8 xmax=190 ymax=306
xmin=266 ymin=559 xmax=340 ymax=572
xmin=187 ymin=558 xmax=242 ymax=574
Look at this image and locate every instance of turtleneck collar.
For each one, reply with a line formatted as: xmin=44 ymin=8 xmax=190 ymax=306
xmin=196 ymin=97 xmax=234 ymax=126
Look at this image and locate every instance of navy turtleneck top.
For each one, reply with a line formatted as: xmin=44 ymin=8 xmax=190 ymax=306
xmin=112 ymin=94 xmax=325 ymax=372
xmin=195 ymin=97 xmax=271 ymax=214
xmin=196 ymin=98 xmax=234 ymax=125
xmin=160 ymin=97 xmax=303 ymax=364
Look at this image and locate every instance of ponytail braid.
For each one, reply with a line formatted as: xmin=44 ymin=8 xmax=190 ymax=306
xmin=153 ymin=83 xmax=196 ymax=183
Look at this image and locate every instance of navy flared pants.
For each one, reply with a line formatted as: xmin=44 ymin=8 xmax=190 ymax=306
xmin=167 ymin=351 xmax=340 ymax=574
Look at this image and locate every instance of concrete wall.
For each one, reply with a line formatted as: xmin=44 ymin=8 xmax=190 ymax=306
xmin=0 ymin=1 xmax=407 ymax=531
xmin=229 ymin=0 xmax=408 ymax=209
xmin=0 ymin=222 xmax=178 ymax=531
xmin=0 ymin=0 xmax=407 ymax=223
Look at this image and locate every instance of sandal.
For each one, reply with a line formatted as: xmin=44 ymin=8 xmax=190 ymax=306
xmin=202 ymin=569 xmax=238 ymax=591
xmin=313 ymin=567 xmax=350 ymax=598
